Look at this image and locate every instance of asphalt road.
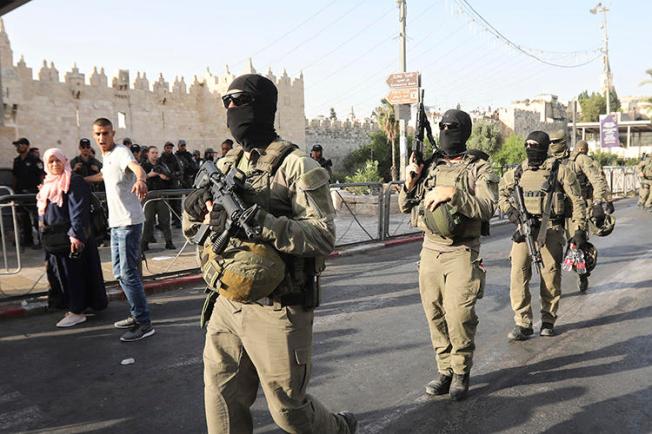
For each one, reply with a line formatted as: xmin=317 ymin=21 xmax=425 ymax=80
xmin=1 ymin=198 xmax=651 ymax=434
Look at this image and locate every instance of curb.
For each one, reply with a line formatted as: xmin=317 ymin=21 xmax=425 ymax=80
xmin=0 ymin=218 xmax=512 ymax=320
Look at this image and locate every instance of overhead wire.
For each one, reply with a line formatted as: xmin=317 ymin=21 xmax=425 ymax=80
xmin=453 ymin=0 xmax=602 ymax=68
xmin=272 ymin=0 xmax=369 ymax=64
xmin=230 ymin=0 xmax=338 ymax=69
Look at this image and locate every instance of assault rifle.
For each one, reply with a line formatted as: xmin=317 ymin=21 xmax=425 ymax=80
xmin=190 ymin=160 xmax=260 ymax=254
xmin=411 ymin=89 xmax=437 ymax=172
xmin=510 ymin=183 xmax=543 ymax=275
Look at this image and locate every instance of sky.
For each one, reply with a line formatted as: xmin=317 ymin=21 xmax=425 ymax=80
xmin=3 ymin=0 xmax=651 ymax=119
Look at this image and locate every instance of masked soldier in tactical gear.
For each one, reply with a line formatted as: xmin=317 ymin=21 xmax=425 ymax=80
xmin=548 ymin=130 xmax=614 ymax=293
xmin=636 ymin=153 xmax=652 ymax=210
xmin=499 ymin=131 xmax=587 ymax=340
xmin=399 ymin=109 xmax=498 ymax=401
xmin=182 ymin=74 xmax=356 ymax=434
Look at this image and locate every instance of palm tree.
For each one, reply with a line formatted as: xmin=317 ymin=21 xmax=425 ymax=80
xmin=639 ymin=68 xmax=652 ymax=86
xmin=373 ymin=99 xmax=399 ymax=181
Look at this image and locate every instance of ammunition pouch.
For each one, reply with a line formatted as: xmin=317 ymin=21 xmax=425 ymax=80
xmin=201 ymin=240 xmax=286 ymax=303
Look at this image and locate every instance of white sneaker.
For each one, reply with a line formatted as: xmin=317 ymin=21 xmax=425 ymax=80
xmin=56 ymin=312 xmax=87 ymax=328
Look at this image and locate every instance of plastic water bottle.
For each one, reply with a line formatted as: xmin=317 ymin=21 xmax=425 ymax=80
xmin=562 ymin=244 xmax=576 ymax=272
xmin=574 ymin=248 xmax=587 ymax=275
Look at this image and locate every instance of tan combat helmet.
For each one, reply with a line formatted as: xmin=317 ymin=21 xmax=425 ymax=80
xmin=575 ymin=140 xmax=589 ymax=154
xmin=549 ymin=128 xmax=568 ymax=155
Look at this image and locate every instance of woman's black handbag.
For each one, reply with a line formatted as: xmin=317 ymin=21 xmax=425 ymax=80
xmin=41 ymin=223 xmax=71 ymax=254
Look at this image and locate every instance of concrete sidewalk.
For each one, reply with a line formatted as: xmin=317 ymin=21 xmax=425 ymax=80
xmin=0 ymin=210 xmax=512 ymax=319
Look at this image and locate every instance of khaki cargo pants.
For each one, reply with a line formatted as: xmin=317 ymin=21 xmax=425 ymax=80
xmin=419 ymin=247 xmax=485 ymax=375
xmin=203 ymin=296 xmax=350 ymax=434
xmin=642 ymin=181 xmax=652 ymax=208
xmin=509 ymin=226 xmax=565 ymax=328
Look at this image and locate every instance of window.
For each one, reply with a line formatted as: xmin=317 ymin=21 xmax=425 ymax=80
xmin=118 ymin=111 xmax=127 ymax=129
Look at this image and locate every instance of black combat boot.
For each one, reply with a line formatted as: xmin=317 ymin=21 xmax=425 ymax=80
xmin=540 ymin=322 xmax=555 ymax=337
xmin=425 ymin=371 xmax=453 ymax=395
xmin=165 ymin=241 xmax=176 ymax=250
xmin=578 ymin=275 xmax=589 ymax=293
xmin=449 ymin=373 xmax=470 ymax=401
xmin=337 ymin=411 xmax=358 ymax=433
xmin=508 ymin=325 xmax=533 ymax=341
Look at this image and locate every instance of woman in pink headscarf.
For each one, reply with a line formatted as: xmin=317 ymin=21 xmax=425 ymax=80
xmin=38 ymin=148 xmax=107 ymax=327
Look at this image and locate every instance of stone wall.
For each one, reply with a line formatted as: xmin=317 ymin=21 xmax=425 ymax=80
xmin=304 ymin=117 xmax=377 ymax=171
xmin=499 ymin=94 xmax=568 ymax=137
xmin=0 ymin=20 xmax=305 ymax=168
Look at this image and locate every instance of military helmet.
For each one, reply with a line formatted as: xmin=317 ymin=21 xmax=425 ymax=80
xmin=201 ymin=240 xmax=286 ymax=302
xmin=583 ymin=242 xmax=598 ymax=273
xmin=548 ymin=128 xmax=568 ymax=154
xmin=589 ymin=213 xmax=615 ymax=237
xmin=575 ymin=140 xmax=589 ymax=154
xmin=423 ymin=203 xmax=461 ymax=238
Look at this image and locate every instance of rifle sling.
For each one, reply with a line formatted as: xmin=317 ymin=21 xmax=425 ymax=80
xmin=536 ymin=160 xmax=561 ymax=246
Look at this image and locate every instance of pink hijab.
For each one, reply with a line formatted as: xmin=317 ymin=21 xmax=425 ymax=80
xmin=36 ymin=148 xmax=72 ymax=216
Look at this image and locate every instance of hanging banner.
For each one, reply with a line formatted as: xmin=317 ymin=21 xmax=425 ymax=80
xmin=599 ymin=114 xmax=619 ymax=148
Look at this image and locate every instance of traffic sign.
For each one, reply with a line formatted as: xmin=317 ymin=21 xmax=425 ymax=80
xmin=386 ymin=72 xmax=420 ymax=88
xmin=386 ymin=87 xmax=419 ymax=105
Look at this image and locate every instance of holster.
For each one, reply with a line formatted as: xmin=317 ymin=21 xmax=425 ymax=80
xmin=200 ymin=288 xmax=219 ymax=328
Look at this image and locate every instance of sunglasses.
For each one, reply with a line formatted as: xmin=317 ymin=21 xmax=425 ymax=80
xmin=221 ymin=92 xmax=255 ymax=109
xmin=438 ymin=122 xmax=460 ymax=131
xmin=80 ymin=144 xmax=91 ymax=149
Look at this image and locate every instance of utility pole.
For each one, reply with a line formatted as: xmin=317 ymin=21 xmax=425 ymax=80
xmin=397 ymin=0 xmax=407 ymax=179
xmin=590 ymin=2 xmax=612 ymax=114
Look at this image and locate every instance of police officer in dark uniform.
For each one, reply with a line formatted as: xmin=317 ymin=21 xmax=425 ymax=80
xmin=310 ymin=144 xmax=333 ymax=180
xmin=12 ymin=137 xmax=45 ymax=248
xmin=159 ymin=141 xmax=183 ymax=227
xmin=175 ymin=139 xmax=198 ymax=188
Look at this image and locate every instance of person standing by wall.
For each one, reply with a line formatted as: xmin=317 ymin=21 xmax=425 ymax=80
xmin=159 ymin=141 xmax=183 ymax=228
xmin=175 ymin=139 xmax=198 ymax=188
xmin=86 ymin=118 xmax=155 ymax=342
xmin=12 ymin=137 xmax=45 ymax=249
xmin=141 ymin=146 xmax=175 ymax=251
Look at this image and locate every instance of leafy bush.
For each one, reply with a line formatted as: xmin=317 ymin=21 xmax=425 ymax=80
xmin=591 ymin=150 xmax=638 ymax=167
xmin=344 ymin=160 xmax=381 ymax=194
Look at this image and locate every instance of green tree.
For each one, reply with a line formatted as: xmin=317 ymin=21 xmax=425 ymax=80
xmin=577 ymin=89 xmax=621 ymax=121
xmin=341 ymin=130 xmax=393 ymax=182
xmin=467 ymin=119 xmax=503 ymax=154
xmin=372 ymin=99 xmax=399 ymax=180
xmin=492 ymin=133 xmax=526 ymax=174
xmin=329 ymin=107 xmax=337 ymax=120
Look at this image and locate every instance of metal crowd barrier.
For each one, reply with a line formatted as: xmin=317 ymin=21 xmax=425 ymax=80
xmin=0 ymin=166 xmax=642 ymax=300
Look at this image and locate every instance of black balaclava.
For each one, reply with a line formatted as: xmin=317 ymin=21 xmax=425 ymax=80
xmin=439 ymin=109 xmax=472 ymax=157
xmin=225 ymin=74 xmax=278 ymax=151
xmin=525 ymin=131 xmax=550 ymax=169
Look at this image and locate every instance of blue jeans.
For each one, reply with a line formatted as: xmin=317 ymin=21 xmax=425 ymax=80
xmin=111 ymin=224 xmax=150 ymax=325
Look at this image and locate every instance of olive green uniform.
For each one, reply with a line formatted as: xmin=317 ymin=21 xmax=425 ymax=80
xmin=637 ymin=157 xmax=652 ymax=208
xmin=499 ymin=158 xmax=587 ymax=328
xmin=551 ymin=148 xmax=610 ymax=238
xmin=399 ymin=154 xmax=498 ymax=375
xmin=184 ymin=141 xmax=351 ymax=434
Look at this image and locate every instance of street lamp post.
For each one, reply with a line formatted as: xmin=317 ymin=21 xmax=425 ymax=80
xmin=590 ymin=2 xmax=611 ymax=115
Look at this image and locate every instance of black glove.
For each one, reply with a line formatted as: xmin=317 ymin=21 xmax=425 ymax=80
xmin=183 ymin=187 xmax=212 ymax=220
xmin=507 ymin=207 xmax=520 ymax=224
xmin=208 ymin=203 xmax=227 ymax=234
xmin=592 ymin=203 xmax=606 ymax=227
xmin=604 ymin=201 xmax=615 ymax=215
xmin=571 ymin=229 xmax=588 ymax=250
xmin=512 ymin=230 xmax=525 ymax=243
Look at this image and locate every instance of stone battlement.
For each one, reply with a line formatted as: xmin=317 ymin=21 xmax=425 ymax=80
xmin=0 ymin=19 xmax=305 ymax=168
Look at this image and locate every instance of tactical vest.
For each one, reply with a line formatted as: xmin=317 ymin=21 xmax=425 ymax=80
xmin=515 ymin=161 xmax=566 ymax=219
xmin=570 ymin=153 xmax=593 ymax=199
xmin=415 ymin=156 xmax=483 ymax=242
xmin=203 ymin=140 xmax=325 ymax=300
